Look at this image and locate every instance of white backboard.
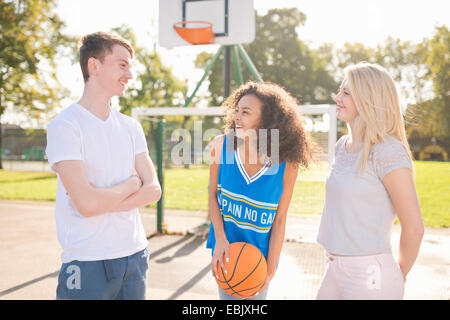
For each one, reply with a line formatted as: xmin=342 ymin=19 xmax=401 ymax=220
xmin=159 ymin=0 xmax=255 ymax=48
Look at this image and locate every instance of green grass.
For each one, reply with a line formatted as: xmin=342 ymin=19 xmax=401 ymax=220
xmin=0 ymin=171 xmax=57 ymax=201
xmin=0 ymin=160 xmax=448 ymax=228
xmin=163 ymin=167 xmax=209 ymax=211
xmin=413 ymin=161 xmax=450 ymax=228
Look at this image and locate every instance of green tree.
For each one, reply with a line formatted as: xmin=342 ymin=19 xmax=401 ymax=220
xmin=425 ymin=26 xmax=450 ymax=104
xmin=377 ymin=37 xmax=431 ymax=105
xmin=407 ymin=25 xmax=449 ymax=153
xmin=322 ymin=26 xmax=449 ymax=153
xmin=317 ymin=38 xmax=434 ymax=140
xmin=322 ymin=38 xmax=431 ymax=105
xmin=0 ymin=0 xmax=74 ymax=168
xmin=195 ymin=8 xmax=337 ymax=106
xmin=336 ymin=42 xmax=377 ymax=69
xmin=112 ymin=25 xmax=190 ymax=161
xmin=113 ymin=25 xmax=187 ymax=116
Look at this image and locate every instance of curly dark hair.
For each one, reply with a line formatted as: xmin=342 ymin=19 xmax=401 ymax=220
xmin=222 ymin=81 xmax=314 ymax=168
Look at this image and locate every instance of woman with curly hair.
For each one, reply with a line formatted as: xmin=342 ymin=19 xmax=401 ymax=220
xmin=206 ymin=81 xmax=314 ymax=300
xmin=316 ymin=62 xmax=424 ymax=299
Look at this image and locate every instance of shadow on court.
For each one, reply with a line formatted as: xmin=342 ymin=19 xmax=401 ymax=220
xmin=0 ymin=271 xmax=59 ymax=298
xmin=152 ymin=235 xmax=210 ymax=299
xmin=167 ymin=265 xmax=211 ymax=300
xmin=153 ymin=235 xmax=206 ymax=264
xmin=0 ymin=200 xmax=449 ymax=300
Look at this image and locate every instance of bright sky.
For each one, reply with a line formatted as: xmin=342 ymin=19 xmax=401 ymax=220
xmin=3 ymin=0 xmax=449 ymax=126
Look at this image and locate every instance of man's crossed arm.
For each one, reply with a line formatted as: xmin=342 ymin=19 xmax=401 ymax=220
xmin=55 ymin=152 xmax=161 ymax=218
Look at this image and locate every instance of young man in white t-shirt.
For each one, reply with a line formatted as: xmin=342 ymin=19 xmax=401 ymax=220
xmin=46 ymin=32 xmax=161 ymax=300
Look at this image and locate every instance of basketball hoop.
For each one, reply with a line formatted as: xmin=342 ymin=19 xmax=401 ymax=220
xmin=173 ymin=21 xmax=215 ymax=45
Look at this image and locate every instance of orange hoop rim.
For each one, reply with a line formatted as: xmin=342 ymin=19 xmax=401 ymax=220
xmin=174 ymin=21 xmax=213 ymax=30
xmin=173 ymin=21 xmax=215 ymax=45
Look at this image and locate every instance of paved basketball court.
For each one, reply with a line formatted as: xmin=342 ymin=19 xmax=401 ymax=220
xmin=0 ymin=200 xmax=448 ymax=300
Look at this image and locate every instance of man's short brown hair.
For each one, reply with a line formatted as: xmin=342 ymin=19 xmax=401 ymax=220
xmin=78 ymin=32 xmax=134 ymax=83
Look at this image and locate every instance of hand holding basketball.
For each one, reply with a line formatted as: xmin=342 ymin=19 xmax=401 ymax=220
xmin=215 ymin=242 xmax=267 ymax=298
xmin=211 ymin=237 xmax=230 ymax=279
xmin=247 ymin=269 xmax=272 ymax=298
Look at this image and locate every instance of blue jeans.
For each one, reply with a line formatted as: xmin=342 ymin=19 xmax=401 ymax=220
xmin=56 ymin=248 xmax=149 ymax=300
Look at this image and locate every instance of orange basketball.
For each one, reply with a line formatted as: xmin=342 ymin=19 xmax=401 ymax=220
xmin=215 ymin=242 xmax=267 ymax=298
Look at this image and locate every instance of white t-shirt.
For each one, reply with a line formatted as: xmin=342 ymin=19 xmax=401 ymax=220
xmin=46 ymin=103 xmax=149 ymax=263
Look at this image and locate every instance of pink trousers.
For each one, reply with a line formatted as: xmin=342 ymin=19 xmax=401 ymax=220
xmin=316 ymin=252 xmax=405 ymax=300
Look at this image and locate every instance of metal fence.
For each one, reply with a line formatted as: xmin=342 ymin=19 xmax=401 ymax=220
xmin=1 ymin=127 xmax=47 ymax=161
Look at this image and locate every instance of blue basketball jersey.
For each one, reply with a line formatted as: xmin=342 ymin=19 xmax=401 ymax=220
xmin=206 ymin=134 xmax=286 ymax=259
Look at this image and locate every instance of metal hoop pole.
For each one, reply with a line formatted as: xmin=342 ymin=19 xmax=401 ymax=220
xmin=184 ymin=45 xmax=224 ymax=107
xmin=237 ymin=44 xmax=263 ymax=82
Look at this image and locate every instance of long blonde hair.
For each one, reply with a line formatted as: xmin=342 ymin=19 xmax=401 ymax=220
xmin=344 ymin=62 xmax=413 ymax=173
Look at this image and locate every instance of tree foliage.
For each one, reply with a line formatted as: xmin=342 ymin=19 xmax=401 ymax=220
xmin=406 ymin=25 xmax=449 ymax=152
xmin=195 ymin=8 xmax=338 ymax=106
xmin=0 ymin=0 xmax=74 ymax=116
xmin=316 ymin=27 xmax=449 ymax=153
xmin=2 ymin=3 xmax=448 ymax=163
xmin=0 ymin=0 xmax=74 ymax=167
xmin=113 ymin=25 xmax=187 ymax=116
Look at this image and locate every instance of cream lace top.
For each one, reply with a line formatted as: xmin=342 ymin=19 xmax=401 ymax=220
xmin=317 ymin=135 xmax=412 ymax=255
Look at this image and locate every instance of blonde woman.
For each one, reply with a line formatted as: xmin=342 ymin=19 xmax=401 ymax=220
xmin=316 ymin=62 xmax=424 ymax=300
